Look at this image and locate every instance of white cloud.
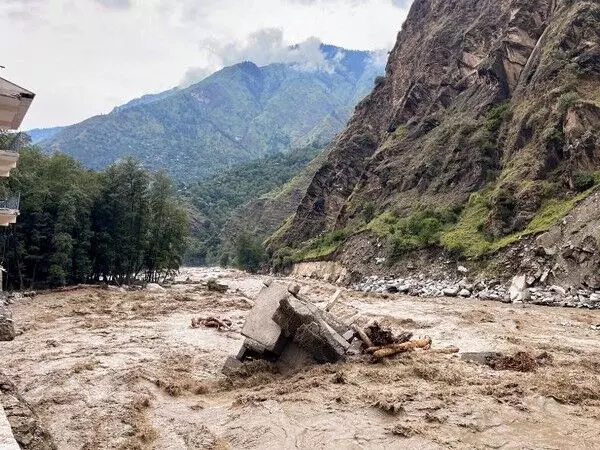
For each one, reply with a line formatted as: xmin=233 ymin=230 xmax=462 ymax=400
xmin=181 ymin=30 xmax=344 ymax=86
xmin=93 ymin=0 xmax=132 ymax=10
xmin=0 ymin=0 xmax=413 ymax=128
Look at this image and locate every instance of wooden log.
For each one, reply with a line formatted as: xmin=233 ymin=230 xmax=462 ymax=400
xmin=325 ymin=289 xmax=342 ymax=312
xmin=372 ymin=337 xmax=432 ymax=360
xmin=352 ymin=324 xmax=374 ymax=348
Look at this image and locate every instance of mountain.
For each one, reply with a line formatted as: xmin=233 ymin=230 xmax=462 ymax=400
xmin=270 ymin=0 xmax=600 ymax=285
xmin=38 ymin=45 xmax=383 ymax=183
xmin=185 ymin=143 xmax=323 ymax=264
xmin=26 ymin=126 xmax=65 ymax=144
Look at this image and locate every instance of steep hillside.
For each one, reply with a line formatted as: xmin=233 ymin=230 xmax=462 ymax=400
xmin=272 ymin=0 xmax=600 ymax=283
xmin=186 ymin=144 xmax=323 ymax=264
xmin=40 ymin=46 xmax=383 ymax=183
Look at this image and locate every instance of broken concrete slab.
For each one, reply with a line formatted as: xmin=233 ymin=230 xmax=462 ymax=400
xmin=241 ymin=283 xmax=289 ymax=354
xmin=273 ymin=295 xmax=349 ymax=363
xmin=221 ymin=356 xmax=244 ymax=377
xmin=276 ymin=341 xmax=314 ymax=374
xmin=294 ymin=321 xmax=349 ymax=363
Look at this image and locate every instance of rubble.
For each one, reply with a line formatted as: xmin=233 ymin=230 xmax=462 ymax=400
xmin=191 ymin=317 xmax=232 ymax=330
xmin=353 ymin=273 xmax=600 ymax=309
xmin=225 ymin=282 xmax=436 ymax=371
xmin=461 ymin=351 xmax=551 ymax=372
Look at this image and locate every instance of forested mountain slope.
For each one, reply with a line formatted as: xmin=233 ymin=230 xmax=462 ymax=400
xmin=39 ymin=45 xmax=383 ymax=183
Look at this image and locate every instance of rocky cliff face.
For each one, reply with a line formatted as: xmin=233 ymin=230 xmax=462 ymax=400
xmin=273 ymin=0 xmax=600 ymax=282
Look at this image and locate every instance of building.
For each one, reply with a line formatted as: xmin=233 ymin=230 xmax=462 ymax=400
xmin=0 ymin=76 xmax=35 ymax=227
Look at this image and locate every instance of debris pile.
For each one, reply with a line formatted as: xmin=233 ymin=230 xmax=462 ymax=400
xmin=206 ymin=279 xmax=228 ymax=293
xmin=224 ymin=282 xmax=433 ymax=372
xmin=461 ymin=351 xmax=552 ymax=372
xmin=191 ymin=317 xmax=232 ymax=331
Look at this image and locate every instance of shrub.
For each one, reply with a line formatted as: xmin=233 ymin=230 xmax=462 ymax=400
xmin=556 ymin=92 xmax=579 ymax=115
xmin=361 ymin=202 xmax=376 ymax=224
xmin=374 ymin=76 xmax=386 ymax=87
xmin=485 ymin=102 xmax=510 ymax=134
xmin=572 ymin=172 xmax=595 ymax=192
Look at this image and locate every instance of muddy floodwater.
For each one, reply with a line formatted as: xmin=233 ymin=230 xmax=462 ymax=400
xmin=3 ymin=267 xmax=600 ymax=449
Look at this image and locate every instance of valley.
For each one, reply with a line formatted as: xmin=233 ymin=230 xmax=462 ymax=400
xmin=3 ymin=267 xmax=600 ymax=449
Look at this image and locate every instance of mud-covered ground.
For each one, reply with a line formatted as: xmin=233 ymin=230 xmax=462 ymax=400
xmin=3 ymin=267 xmax=600 ymax=449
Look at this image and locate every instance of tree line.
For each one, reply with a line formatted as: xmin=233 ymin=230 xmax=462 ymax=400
xmin=0 ymin=135 xmax=188 ymax=290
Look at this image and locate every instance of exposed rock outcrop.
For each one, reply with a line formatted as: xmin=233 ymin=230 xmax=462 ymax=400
xmin=272 ymin=0 xmax=600 ymax=285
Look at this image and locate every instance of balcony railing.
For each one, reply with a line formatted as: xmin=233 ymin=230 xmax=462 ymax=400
xmin=0 ymin=193 xmax=20 ymax=211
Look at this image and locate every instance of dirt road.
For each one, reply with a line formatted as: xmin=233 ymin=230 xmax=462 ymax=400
xmin=2 ymin=268 xmax=600 ymax=449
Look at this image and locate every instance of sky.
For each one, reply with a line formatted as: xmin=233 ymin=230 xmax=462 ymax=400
xmin=1 ymin=0 xmax=413 ymax=129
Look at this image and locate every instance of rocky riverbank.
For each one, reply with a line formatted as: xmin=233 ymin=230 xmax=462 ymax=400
xmin=354 ymin=272 xmax=600 ymax=310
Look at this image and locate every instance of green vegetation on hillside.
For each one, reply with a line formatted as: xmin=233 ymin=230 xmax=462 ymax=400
xmin=40 ymin=47 xmax=382 ymax=183
xmin=441 ymin=178 xmax=600 ymax=257
xmin=0 ymin=134 xmax=188 ymax=289
xmin=187 ymin=144 xmax=323 ymax=264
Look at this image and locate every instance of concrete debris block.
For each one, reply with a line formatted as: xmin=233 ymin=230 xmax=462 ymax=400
xmin=342 ymin=330 xmax=355 ymax=341
xmin=294 ymin=321 xmax=349 ymax=363
xmin=509 ymin=275 xmax=531 ymax=303
xmin=221 ymin=356 xmax=243 ymax=377
xmin=346 ymin=338 xmax=363 ymax=356
xmin=288 ymin=284 xmax=301 ymax=296
xmin=0 ymin=306 xmax=15 ymax=342
xmin=273 ymin=295 xmax=349 ymax=363
xmin=241 ymin=283 xmax=289 ymax=354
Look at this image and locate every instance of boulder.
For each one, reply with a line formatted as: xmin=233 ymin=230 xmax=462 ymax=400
xmin=509 ymin=275 xmax=531 ymax=303
xmin=442 ymin=287 xmax=459 ymax=297
xmin=458 ymin=289 xmax=471 ymax=298
xmin=145 ymin=283 xmax=165 ymax=292
xmin=549 ymin=285 xmax=567 ymax=296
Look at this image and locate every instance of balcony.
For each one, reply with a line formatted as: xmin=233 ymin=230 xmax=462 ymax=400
xmin=0 ymin=194 xmax=19 ymax=227
xmin=0 ymin=133 xmax=24 ymax=178
xmin=0 ymin=77 xmax=35 ymax=131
